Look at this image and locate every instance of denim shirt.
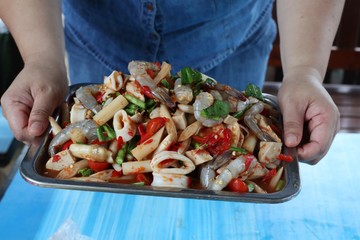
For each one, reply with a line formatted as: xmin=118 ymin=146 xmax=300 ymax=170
xmin=62 ymin=0 xmax=275 ymax=88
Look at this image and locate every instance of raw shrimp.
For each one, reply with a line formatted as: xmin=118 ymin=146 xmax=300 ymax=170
xmin=49 ymin=119 xmax=99 ymax=156
xmin=212 ymin=83 xmax=247 ymax=100
xmin=128 ymin=61 xmax=175 ymax=108
xmin=174 ymin=78 xmax=193 ymax=104
xmin=244 ymin=102 xmax=274 ymax=142
xmin=75 ymin=85 xmax=103 ymax=114
xmin=210 ymin=155 xmax=248 ymax=191
xmin=200 ymin=150 xmax=232 ymax=189
xmin=193 ymin=92 xmax=222 ymax=127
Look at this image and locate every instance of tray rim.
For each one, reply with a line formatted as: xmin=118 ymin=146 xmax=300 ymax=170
xmin=19 ymin=84 xmax=301 ymax=203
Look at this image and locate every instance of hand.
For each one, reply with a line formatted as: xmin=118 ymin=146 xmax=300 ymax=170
xmin=278 ymin=67 xmax=340 ymax=164
xmin=1 ymin=58 xmax=68 ymax=145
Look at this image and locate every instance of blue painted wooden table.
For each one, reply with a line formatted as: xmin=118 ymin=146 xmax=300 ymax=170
xmin=0 ymin=133 xmax=359 ymax=240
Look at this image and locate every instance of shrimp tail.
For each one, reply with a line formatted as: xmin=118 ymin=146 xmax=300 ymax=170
xmin=49 ymin=119 xmax=99 ymax=156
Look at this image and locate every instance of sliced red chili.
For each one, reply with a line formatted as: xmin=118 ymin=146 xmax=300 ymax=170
xmin=111 ymin=170 xmax=123 ymax=178
xmin=277 ymin=153 xmax=294 ymax=162
xmin=117 ymin=136 xmax=124 ymax=151
xmin=52 ymin=154 xmax=61 ymax=162
xmin=262 ymin=168 xmax=277 ymax=182
xmin=94 ymin=91 xmax=104 ymax=103
xmin=61 ymin=140 xmax=73 ymax=151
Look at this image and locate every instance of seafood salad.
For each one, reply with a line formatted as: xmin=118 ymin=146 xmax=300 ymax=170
xmin=45 ymin=60 xmax=294 ymax=194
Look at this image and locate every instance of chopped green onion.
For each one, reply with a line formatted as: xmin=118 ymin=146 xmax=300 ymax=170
xmin=145 ymin=99 xmax=157 ymax=111
xmin=232 ymin=105 xmax=251 ymax=119
xmin=132 ymin=182 xmax=145 ymax=186
xmin=230 ymin=146 xmax=248 ymax=154
xmin=124 ymin=94 xmax=146 ymax=109
xmin=96 ymin=124 xmax=116 ymax=141
xmin=96 ymin=126 xmax=107 ymax=142
xmin=103 ymin=124 xmax=116 ymax=139
xmin=247 ymin=182 xmax=255 ymax=192
xmin=160 ymin=79 xmax=170 ymax=88
xmin=203 ymin=78 xmax=217 ymax=87
xmin=78 ymin=168 xmax=93 ymax=177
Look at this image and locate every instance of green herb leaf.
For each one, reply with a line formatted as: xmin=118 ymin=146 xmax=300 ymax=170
xmin=200 ymin=100 xmax=230 ymax=120
xmin=180 ymin=67 xmax=202 ymax=85
xmin=245 ymin=83 xmax=264 ymax=101
xmin=78 ymin=168 xmax=93 ymax=177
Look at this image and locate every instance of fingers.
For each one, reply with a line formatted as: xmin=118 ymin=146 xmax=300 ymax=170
xmin=1 ymin=100 xmax=34 ymax=145
xmin=28 ymin=90 xmax=57 ymax=137
xmin=297 ymin=108 xmax=340 ymax=164
xmin=278 ymin=75 xmax=340 ymax=165
xmin=281 ymin=102 xmax=304 ymax=149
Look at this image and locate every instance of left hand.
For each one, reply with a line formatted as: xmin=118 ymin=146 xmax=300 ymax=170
xmin=278 ymin=67 xmax=340 ymax=164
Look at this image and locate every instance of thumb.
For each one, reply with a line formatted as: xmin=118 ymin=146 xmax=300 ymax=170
xmin=28 ymin=94 xmax=57 ymax=137
xmin=281 ymin=102 xmax=305 ymax=148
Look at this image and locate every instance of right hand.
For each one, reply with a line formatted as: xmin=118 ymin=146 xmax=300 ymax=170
xmin=1 ymin=57 xmax=68 ymax=145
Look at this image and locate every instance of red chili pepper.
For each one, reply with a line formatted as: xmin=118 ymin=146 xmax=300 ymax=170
xmin=111 ymin=170 xmax=123 ymax=178
xmin=134 ymin=80 xmax=154 ymax=99
xmin=138 ymin=117 xmax=168 ymax=144
xmin=262 ymin=168 xmax=277 ymax=182
xmin=244 ymin=154 xmax=255 ymax=170
xmin=146 ymin=69 xmax=156 ymax=79
xmin=117 ymin=136 xmax=124 ymax=151
xmin=167 ymin=142 xmax=182 ymax=151
xmin=94 ymin=91 xmax=104 ymax=103
xmin=142 ymin=85 xmax=154 ymax=99
xmin=193 ymin=127 xmax=231 ymax=156
xmin=52 ymin=154 xmax=61 ymax=162
xmin=136 ymin=173 xmax=152 ymax=185
xmin=192 ymin=135 xmax=206 ymax=144
xmin=61 ymin=140 xmax=73 ymax=151
xmin=90 ymin=138 xmax=106 ymax=145
xmin=62 ymin=121 xmax=70 ymax=128
xmin=277 ymin=153 xmax=294 ymax=162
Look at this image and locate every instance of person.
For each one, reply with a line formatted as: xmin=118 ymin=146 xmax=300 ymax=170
xmin=0 ymin=0 xmax=343 ymax=165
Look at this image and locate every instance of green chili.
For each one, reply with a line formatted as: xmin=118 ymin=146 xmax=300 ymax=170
xmin=124 ymin=94 xmax=146 ymax=109
xmin=116 ymin=143 xmax=127 ymax=165
xmin=230 ymin=146 xmax=248 ymax=154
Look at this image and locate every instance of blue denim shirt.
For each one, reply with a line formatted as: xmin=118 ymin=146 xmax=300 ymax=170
xmin=63 ymin=0 xmax=276 ymax=89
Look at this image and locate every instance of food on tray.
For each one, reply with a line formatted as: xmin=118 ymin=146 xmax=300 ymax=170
xmin=44 ymin=61 xmax=294 ymax=194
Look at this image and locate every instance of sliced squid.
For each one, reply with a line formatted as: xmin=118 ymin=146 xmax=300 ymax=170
xmin=126 ymin=80 xmax=145 ymax=102
xmin=258 ymin=141 xmax=282 ymax=168
xmin=151 ymin=151 xmax=195 ymax=175
xmin=56 ymin=159 xmax=89 ymax=179
xmin=151 ymin=172 xmax=189 ymax=188
xmin=113 ymin=109 xmax=136 ymax=142
xmin=45 ymin=149 xmax=76 ymax=171
xmin=70 ymin=98 xmax=88 ymax=123
xmin=103 ymin=70 xmax=124 ymax=91
xmin=69 ymin=144 xmax=114 ymax=163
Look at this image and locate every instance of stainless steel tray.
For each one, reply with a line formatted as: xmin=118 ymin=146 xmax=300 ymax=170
xmin=20 ymin=84 xmax=301 ymax=203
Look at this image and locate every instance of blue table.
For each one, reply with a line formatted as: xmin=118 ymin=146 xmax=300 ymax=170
xmin=0 ymin=107 xmax=13 ymax=154
xmin=0 ymin=133 xmax=359 ymax=240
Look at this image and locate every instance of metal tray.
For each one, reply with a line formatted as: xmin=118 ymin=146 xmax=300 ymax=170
xmin=20 ymin=84 xmax=301 ymax=203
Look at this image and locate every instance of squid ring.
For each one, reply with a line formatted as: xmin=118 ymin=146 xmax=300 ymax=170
xmin=151 ymin=151 xmax=195 ymax=175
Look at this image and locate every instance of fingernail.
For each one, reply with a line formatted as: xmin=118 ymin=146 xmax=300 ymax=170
xmin=29 ymin=122 xmax=44 ymax=135
xmin=286 ymin=134 xmax=298 ymax=146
